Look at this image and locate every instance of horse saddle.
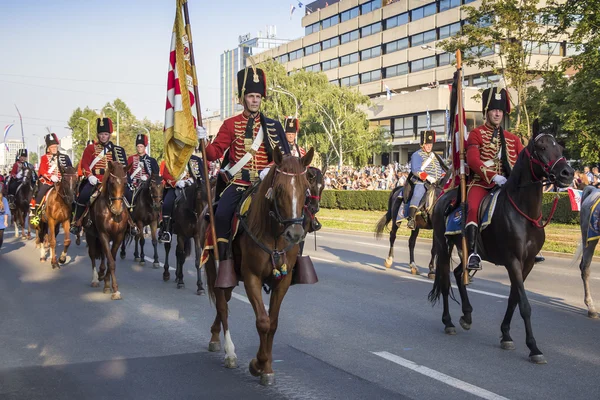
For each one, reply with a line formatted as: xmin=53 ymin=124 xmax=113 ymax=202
xmin=445 ymin=188 xmax=501 ymax=236
xmin=586 ymin=196 xmax=600 ymax=243
xmin=39 ymin=187 xmax=56 ymax=213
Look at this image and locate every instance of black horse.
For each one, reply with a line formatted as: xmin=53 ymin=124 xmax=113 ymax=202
xmin=428 ymin=120 xmax=573 ymax=364
xmin=375 ymin=173 xmax=449 ymax=278
xmin=10 ymin=165 xmax=35 ymax=240
xmin=162 ymin=178 xmax=209 ymax=294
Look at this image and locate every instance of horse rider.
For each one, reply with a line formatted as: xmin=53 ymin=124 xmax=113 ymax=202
xmin=465 ymin=87 xmax=524 ymax=271
xmin=285 ymin=116 xmax=306 ymax=158
xmin=29 ymin=133 xmax=73 ymax=227
xmin=406 ymin=130 xmax=446 ymax=230
xmin=195 ymin=66 xmax=290 ymax=266
xmin=157 ymin=151 xmax=203 ymax=243
xmin=5 ymin=149 xmax=34 ymax=202
xmin=70 ymin=117 xmax=128 ymax=234
xmin=126 ymin=133 xmax=159 ymax=207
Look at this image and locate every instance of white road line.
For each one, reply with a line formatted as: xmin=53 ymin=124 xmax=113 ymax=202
xmin=144 ymin=257 xmax=175 ymax=271
xmin=356 ymin=241 xmax=392 ymax=249
xmin=372 ymin=351 xmax=510 ymax=400
xmin=231 ymin=292 xmax=269 ymax=311
xmin=310 ymin=256 xmax=335 ymax=263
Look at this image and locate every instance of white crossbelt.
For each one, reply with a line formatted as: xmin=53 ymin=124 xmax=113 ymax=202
xmin=47 ymin=159 xmax=57 ymax=174
xmin=420 ymin=152 xmax=435 ymax=171
xmin=131 ymin=164 xmax=143 ymax=178
xmin=89 ymin=148 xmax=107 ymax=170
xmin=224 ymin=126 xmax=264 ymax=177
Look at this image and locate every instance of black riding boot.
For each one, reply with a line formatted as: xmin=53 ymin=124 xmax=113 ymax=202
xmin=158 ymin=217 xmax=172 ymax=243
xmin=215 ymin=241 xmax=237 ymax=289
xmin=466 ymin=224 xmax=482 ymax=271
xmin=70 ymin=203 xmax=85 ymax=234
xmin=406 ymin=206 xmax=418 ymax=230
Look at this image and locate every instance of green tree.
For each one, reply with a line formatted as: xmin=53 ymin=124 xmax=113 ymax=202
xmin=67 ymin=106 xmax=100 ymax=160
xmin=259 ymin=60 xmax=389 ymax=168
xmin=29 ymin=152 xmax=38 ymax=166
xmin=440 ymin=0 xmax=555 ymax=137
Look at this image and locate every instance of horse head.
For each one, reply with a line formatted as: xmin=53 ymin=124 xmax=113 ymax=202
xmin=254 ymin=146 xmax=314 ymax=245
xmin=21 ymin=165 xmax=33 ymax=184
xmin=149 ymin=173 xmax=164 ymax=212
xmin=104 ymin=161 xmax=127 ymax=216
xmin=527 ymin=119 xmax=574 ymax=188
xmin=305 ymin=165 xmax=324 ymax=231
xmin=58 ymin=165 xmax=78 ymax=206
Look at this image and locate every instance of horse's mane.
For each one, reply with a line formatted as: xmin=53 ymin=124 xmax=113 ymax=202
xmin=101 ymin=162 xmax=127 ymax=195
xmin=247 ymin=155 xmax=308 ymax=243
xmin=504 ymin=139 xmax=533 ymax=191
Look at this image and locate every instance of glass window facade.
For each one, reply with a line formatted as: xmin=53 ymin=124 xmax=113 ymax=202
xmin=361 ymin=0 xmax=381 ymax=14
xmin=438 ymin=22 xmax=461 ymax=40
xmin=393 ymin=116 xmax=415 ymax=137
xmin=305 ymin=22 xmax=319 ymax=35
xmin=341 ymin=7 xmax=359 ymax=22
xmin=439 ymin=0 xmax=461 ymax=12
xmin=304 ymin=43 xmax=321 ymax=56
xmin=385 ymin=38 xmax=408 ymax=54
xmin=289 ymin=49 xmax=304 ymax=61
xmin=361 ymin=46 xmax=382 ymax=60
xmin=385 ymin=63 xmax=409 ymax=78
xmin=340 ymin=52 xmax=359 ymax=66
xmin=322 ymin=15 xmax=339 ymax=29
xmin=322 ymin=37 xmax=339 ymax=50
xmin=411 ymin=29 xmax=437 ymax=47
xmin=341 ymin=30 xmax=359 ymax=44
xmin=437 ymin=52 xmax=456 ymax=66
xmin=341 ymin=74 xmax=360 ymax=87
xmin=361 ymin=22 xmax=382 ymax=38
xmin=322 ymin=58 xmax=340 ymax=71
xmin=411 ymin=56 xmax=436 ymax=72
xmin=385 ymin=13 xmax=409 ymax=29
xmin=411 ymin=3 xmax=437 ymax=21
xmin=361 ymin=70 xmax=382 ymax=84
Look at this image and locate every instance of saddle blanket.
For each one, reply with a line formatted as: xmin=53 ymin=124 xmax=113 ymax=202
xmin=586 ymin=197 xmax=600 ymax=243
xmin=445 ymin=190 xmax=501 ymax=235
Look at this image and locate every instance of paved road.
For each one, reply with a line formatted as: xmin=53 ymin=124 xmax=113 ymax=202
xmin=0 ymin=228 xmax=599 ymax=400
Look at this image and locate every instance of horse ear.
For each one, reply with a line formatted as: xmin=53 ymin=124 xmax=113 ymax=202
xmin=274 ymin=145 xmax=283 ymax=165
xmin=532 ymin=119 xmax=540 ymax=139
xmin=302 ymin=147 xmax=315 ymax=168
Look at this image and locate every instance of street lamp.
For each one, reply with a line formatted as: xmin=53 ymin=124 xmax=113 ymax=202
xmin=421 ymin=44 xmax=445 ymax=54
xmin=133 ymin=124 xmax=151 ymax=157
xmin=78 ymin=116 xmax=90 ymax=142
xmin=268 ymin=86 xmax=299 ymax=118
xmin=103 ymin=105 xmax=120 ymax=146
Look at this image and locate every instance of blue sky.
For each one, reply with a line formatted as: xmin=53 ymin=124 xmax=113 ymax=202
xmin=0 ymin=0 xmax=305 ymax=151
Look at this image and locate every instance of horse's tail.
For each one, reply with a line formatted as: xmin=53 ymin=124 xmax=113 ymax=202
xmin=571 ymin=240 xmax=583 ymax=268
xmin=374 ymin=213 xmax=390 ymax=239
xmin=184 ymin=237 xmax=192 ymax=258
xmin=428 ymin=251 xmax=443 ymax=305
xmin=205 ymin=254 xmax=217 ymax=304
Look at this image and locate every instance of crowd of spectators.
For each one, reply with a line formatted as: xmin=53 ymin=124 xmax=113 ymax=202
xmin=323 ymin=163 xmax=409 ymax=191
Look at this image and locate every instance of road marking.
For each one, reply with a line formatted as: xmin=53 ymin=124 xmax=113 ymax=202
xmin=231 ymin=292 xmax=269 ymax=311
xmin=144 ymin=257 xmax=175 ymax=271
xmin=372 ymin=351 xmax=510 ymax=400
xmin=311 ymin=256 xmax=335 ymax=263
xmin=356 ymin=241 xmax=392 ymax=249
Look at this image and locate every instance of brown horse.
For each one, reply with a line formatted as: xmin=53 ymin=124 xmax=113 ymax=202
xmin=119 ymin=174 xmax=164 ymax=268
xmin=10 ymin=164 xmax=35 ymax=240
xmin=35 ymin=165 xmax=78 ymax=269
xmin=86 ymin=161 xmax=130 ymax=300
xmin=204 ymin=147 xmax=313 ymax=386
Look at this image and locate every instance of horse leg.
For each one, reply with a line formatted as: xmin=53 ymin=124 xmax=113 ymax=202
xmin=205 ymin=256 xmax=222 ymax=351
xmin=195 ymin=233 xmax=205 ymax=295
xmin=39 ymin=225 xmax=47 ymax=263
xmin=175 ymin=235 xmax=185 ymax=289
xmin=134 ymin=235 xmax=140 ymax=261
xmin=437 ymin=243 xmax=455 ymax=335
xmin=59 ymin=220 xmax=71 ymax=264
xmin=507 ymin=261 xmax=545 ymax=363
xmin=48 ymin=221 xmax=59 ymax=269
xmin=138 ymin=222 xmax=145 ymax=266
xmin=151 ymin=221 xmax=160 ymax=268
xmin=453 ymin=264 xmax=473 ymax=330
xmin=246 ymin=275 xmax=270 ymax=382
xmin=88 ymin=238 xmax=100 ymax=288
xmin=580 ymin=241 xmax=599 ymax=318
xmin=500 ymin=284 xmax=519 ymax=350
xmin=427 ymin=241 xmax=436 ymax=279
xmin=408 ymin=229 xmax=419 ymax=275
xmin=384 ymin=224 xmax=397 ymax=268
xmin=119 ymin=236 xmax=126 ymax=260
xmin=163 ymin=241 xmax=171 ymax=281
xmin=107 ymin=236 xmax=122 ymax=300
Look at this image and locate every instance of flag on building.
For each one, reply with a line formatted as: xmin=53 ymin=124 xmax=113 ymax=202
xmin=448 ymin=70 xmax=468 ymax=187
xmin=290 ymin=4 xmax=296 ymax=19
xmin=567 ymin=187 xmax=582 ymax=211
xmin=163 ymin=0 xmax=198 ymax=180
xmin=385 ymin=85 xmax=392 ymax=101
xmin=3 ymin=124 xmax=13 ymax=151
xmin=426 ymin=107 xmax=430 ymax=130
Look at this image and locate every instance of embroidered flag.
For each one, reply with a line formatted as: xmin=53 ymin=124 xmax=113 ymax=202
xmin=567 ymin=187 xmax=582 ymax=211
xmin=163 ymin=0 xmax=198 ymax=180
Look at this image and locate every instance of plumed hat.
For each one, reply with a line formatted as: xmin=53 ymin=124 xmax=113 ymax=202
xmin=136 ymin=134 xmax=148 ymax=147
xmin=420 ymin=130 xmax=436 ymax=146
xmin=237 ymin=67 xmax=267 ymax=99
xmin=45 ymin=133 xmax=60 ymax=148
xmin=481 ymin=87 xmax=511 ymax=115
xmin=96 ymin=117 xmax=113 ymax=134
xmin=284 ymin=116 xmax=299 ymax=134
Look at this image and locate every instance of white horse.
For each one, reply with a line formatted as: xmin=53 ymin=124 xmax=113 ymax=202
xmin=573 ymin=185 xmax=600 ymax=318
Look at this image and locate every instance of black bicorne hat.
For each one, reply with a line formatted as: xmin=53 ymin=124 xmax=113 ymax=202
xmin=284 ymin=116 xmax=299 ymax=134
xmin=96 ymin=117 xmax=113 ymax=134
xmin=45 ymin=133 xmax=60 ymax=147
xmin=420 ymin=130 xmax=436 ymax=146
xmin=237 ymin=67 xmax=267 ymax=99
xmin=481 ymin=87 xmax=511 ymax=115
xmin=136 ymin=134 xmax=148 ymax=147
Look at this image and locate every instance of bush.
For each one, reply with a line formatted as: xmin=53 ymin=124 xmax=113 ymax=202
xmin=321 ymin=190 xmax=580 ymax=224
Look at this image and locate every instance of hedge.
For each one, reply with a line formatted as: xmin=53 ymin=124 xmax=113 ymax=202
xmin=321 ymin=190 xmax=580 ymax=224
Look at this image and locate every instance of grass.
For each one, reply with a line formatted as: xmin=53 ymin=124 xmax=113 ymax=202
xmin=318 ymin=208 xmax=598 ymax=256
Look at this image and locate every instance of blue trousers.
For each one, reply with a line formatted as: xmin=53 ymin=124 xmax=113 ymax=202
xmin=74 ymin=181 xmax=96 ymax=220
xmin=409 ymin=183 xmax=426 ymax=208
xmin=215 ymin=184 xmax=246 ymax=240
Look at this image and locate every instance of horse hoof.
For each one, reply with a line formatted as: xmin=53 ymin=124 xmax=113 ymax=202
xmin=91 ymin=282 xmax=99 ymax=288
xmin=249 ymin=359 xmax=262 ymax=377
xmin=103 ymin=288 xmax=111 ymax=294
xmin=384 ymin=257 xmax=393 ymax=269
xmin=163 ymin=274 xmax=170 ymax=282
xmin=427 ymin=272 xmax=436 ymax=280
xmin=224 ymin=356 xmax=237 ymax=369
xmin=153 ymin=262 xmax=160 ymax=269
xmin=260 ymin=373 xmax=275 ymax=386
xmin=197 ymin=289 xmax=205 ymax=296
xmin=139 ymin=261 xmax=145 ymax=266
xmin=58 ymin=256 xmax=66 ymax=264
xmin=35 ymin=243 xmax=40 ymax=249
xmin=411 ymin=267 xmax=419 ymax=275
xmin=119 ymin=252 xmax=125 ymax=260
xmin=111 ymin=292 xmax=122 ymax=300
xmin=76 ymin=237 xmax=81 ymax=246
xmin=588 ymin=311 xmax=600 ymax=319
xmin=445 ymin=326 xmax=457 ymax=335
xmin=459 ymin=317 xmax=471 ymax=331
xmin=51 ymin=264 xmax=60 ymax=270
xmin=500 ymin=341 xmax=515 ymax=350
xmin=177 ymin=283 xmax=185 ymax=289
xmin=530 ymin=354 xmax=547 ymax=364
xmin=208 ymin=341 xmax=221 ymax=352
xmin=40 ymin=258 xmax=46 ymax=263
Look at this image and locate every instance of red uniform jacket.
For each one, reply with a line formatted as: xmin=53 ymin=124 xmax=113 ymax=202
xmin=10 ymin=161 xmax=24 ymax=177
xmin=80 ymin=141 xmax=127 ymax=181
xmin=38 ymin=154 xmax=61 ymax=185
xmin=205 ymin=113 xmax=274 ymax=185
xmin=290 ymin=143 xmax=306 ymax=158
xmin=466 ymin=124 xmax=523 ymax=189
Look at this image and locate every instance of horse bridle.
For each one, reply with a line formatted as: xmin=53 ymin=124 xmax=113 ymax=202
xmin=525 ymin=133 xmax=566 ymax=184
xmin=57 ymin=173 xmax=78 ymax=204
xmin=269 ymin=167 xmax=308 ymax=230
xmin=107 ymin=172 xmax=125 ymax=214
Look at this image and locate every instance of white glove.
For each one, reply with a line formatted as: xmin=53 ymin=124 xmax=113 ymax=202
xmin=493 ymin=175 xmax=507 ymax=186
xmin=196 ymin=126 xmax=207 ymax=140
xmin=259 ymin=167 xmax=270 ymax=181
xmin=426 ymin=175 xmax=436 ymax=184
xmin=140 ymin=175 xmax=148 ymax=182
xmin=185 ymin=177 xmax=194 ymax=186
xmin=16 ymin=171 xmax=23 ymax=179
xmin=88 ymin=175 xmax=99 ymax=186
xmin=176 ymin=179 xmax=186 ymax=188
xmin=50 ymin=175 xmax=59 ymax=183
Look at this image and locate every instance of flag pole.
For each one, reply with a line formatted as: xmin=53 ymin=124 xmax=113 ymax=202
xmin=455 ymin=50 xmax=469 ymax=286
xmin=181 ymin=0 xmax=219 ymax=261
